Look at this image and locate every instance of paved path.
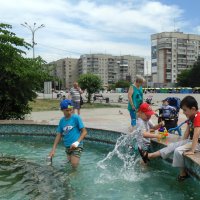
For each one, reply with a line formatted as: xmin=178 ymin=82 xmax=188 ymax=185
xmin=33 ymin=92 xmax=198 ymax=133
xmin=27 ymin=106 xmax=188 ymax=134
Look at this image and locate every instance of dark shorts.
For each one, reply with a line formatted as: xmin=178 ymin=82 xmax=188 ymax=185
xmin=72 ymin=101 xmax=80 ymax=109
xmin=65 ymin=147 xmax=83 ymax=158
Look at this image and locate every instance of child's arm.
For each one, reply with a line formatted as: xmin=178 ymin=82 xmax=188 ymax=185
xmin=78 ymin=127 xmax=87 ymax=142
xmin=154 ymin=107 xmax=161 ymax=112
xmin=49 ymin=133 xmax=62 ymax=157
xmin=152 ymin=122 xmax=164 ymax=130
xmin=169 ymin=105 xmax=176 ymax=110
xmin=183 ymin=125 xmax=190 ymax=140
xmin=184 ymin=127 xmax=200 ymax=155
xmin=70 ymin=128 xmax=87 ymax=150
xmin=143 ymin=131 xmax=162 ymax=140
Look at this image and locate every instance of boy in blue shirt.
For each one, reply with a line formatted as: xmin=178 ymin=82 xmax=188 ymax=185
xmin=49 ymin=99 xmax=87 ymax=168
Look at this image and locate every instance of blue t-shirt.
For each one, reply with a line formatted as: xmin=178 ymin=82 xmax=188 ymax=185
xmin=57 ymin=114 xmax=84 ymax=147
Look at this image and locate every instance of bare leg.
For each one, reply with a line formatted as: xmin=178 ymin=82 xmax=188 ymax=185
xmin=77 ymin=109 xmax=80 ymax=115
xmin=179 ymin=168 xmax=187 ymax=176
xmin=70 ymin=155 xmax=80 ymax=168
xmin=148 ymin=151 xmax=161 ymax=159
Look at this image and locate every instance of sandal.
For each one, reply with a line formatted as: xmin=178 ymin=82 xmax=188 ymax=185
xmin=138 ymin=147 xmax=150 ymax=163
xmin=177 ymin=174 xmax=189 ymax=182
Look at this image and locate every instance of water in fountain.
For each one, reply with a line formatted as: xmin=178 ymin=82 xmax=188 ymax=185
xmin=96 ymin=130 xmax=150 ymax=183
xmin=0 ymin=155 xmax=72 ymax=200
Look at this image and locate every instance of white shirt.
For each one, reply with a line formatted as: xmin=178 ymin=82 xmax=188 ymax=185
xmin=135 ymin=118 xmax=154 ymax=150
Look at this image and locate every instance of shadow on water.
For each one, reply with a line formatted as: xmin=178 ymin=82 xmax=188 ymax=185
xmin=0 ymin=155 xmax=73 ymax=200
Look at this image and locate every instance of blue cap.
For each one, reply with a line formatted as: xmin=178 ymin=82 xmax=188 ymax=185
xmin=60 ymin=99 xmax=73 ymax=110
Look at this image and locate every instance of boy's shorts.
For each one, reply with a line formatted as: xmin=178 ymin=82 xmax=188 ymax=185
xmin=65 ymin=147 xmax=83 ymax=158
xmin=72 ymin=101 xmax=80 ymax=109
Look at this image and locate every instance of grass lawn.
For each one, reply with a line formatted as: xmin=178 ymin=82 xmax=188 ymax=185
xmin=30 ymin=99 xmax=121 ymax=111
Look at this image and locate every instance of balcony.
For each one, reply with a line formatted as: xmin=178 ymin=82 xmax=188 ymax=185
xmin=166 ymin=65 xmax=171 ymax=69
xmin=158 ymin=44 xmax=172 ymax=49
xmin=166 ymin=76 xmax=171 ymax=80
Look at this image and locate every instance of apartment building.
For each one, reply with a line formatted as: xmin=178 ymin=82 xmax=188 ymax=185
xmin=50 ymin=58 xmax=79 ymax=90
xmin=50 ymin=54 xmax=144 ymax=89
xmin=78 ymin=54 xmax=144 ymax=87
xmin=78 ymin=54 xmax=111 ymax=86
xmin=151 ymin=32 xmax=200 ymax=87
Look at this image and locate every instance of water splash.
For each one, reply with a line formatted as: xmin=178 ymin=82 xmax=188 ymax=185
xmin=96 ymin=131 xmax=149 ymax=183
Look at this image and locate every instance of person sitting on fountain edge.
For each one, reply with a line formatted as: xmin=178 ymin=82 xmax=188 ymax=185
xmin=135 ymin=102 xmax=164 ymax=161
xmin=138 ymin=96 xmax=200 ymax=182
xmin=49 ymin=99 xmax=87 ymax=168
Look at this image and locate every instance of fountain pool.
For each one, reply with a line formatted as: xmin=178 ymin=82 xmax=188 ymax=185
xmin=0 ymin=134 xmax=200 ymax=200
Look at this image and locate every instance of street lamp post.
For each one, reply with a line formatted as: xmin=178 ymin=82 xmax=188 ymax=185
xmin=21 ymin=22 xmax=45 ymax=59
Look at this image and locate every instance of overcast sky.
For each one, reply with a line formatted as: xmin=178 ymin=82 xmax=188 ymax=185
xmin=1 ymin=0 xmax=200 ymax=63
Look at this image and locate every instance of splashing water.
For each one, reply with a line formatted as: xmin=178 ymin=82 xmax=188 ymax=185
xmin=96 ymin=130 xmax=149 ymax=183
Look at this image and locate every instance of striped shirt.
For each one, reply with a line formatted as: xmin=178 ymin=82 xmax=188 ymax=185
xmin=70 ymin=87 xmax=81 ymax=102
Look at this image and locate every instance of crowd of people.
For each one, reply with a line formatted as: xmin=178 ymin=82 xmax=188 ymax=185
xmin=48 ymin=77 xmax=200 ymax=182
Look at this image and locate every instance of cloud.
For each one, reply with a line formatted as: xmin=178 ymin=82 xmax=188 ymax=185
xmin=193 ymin=26 xmax=200 ymax=34
xmin=0 ymin=0 xmax=185 ymax=62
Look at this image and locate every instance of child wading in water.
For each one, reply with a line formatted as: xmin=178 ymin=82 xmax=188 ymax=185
xmin=135 ymin=102 xmax=163 ymax=158
xmin=49 ymin=99 xmax=87 ymax=168
xmin=138 ymin=96 xmax=200 ymax=181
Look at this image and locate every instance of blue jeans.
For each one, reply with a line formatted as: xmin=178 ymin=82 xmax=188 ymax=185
xmin=129 ymin=109 xmax=136 ymax=126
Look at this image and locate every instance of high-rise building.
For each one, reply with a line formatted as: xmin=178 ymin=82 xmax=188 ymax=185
xmin=78 ymin=54 xmax=144 ymax=87
xmin=151 ymin=32 xmax=200 ymax=87
xmin=50 ymin=54 xmax=144 ymax=89
xmin=50 ymin=58 xmax=79 ymax=90
xmin=78 ymin=54 xmax=111 ymax=86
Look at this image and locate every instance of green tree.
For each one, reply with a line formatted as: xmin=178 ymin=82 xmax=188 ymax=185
xmin=177 ymin=69 xmax=191 ymax=87
xmin=78 ymin=73 xmax=102 ymax=103
xmin=0 ymin=23 xmax=50 ymax=119
xmin=115 ymin=80 xmax=130 ymax=88
xmin=188 ymin=57 xmax=200 ymax=87
xmin=177 ymin=57 xmax=200 ymax=87
xmin=107 ymin=84 xmax=115 ymax=91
